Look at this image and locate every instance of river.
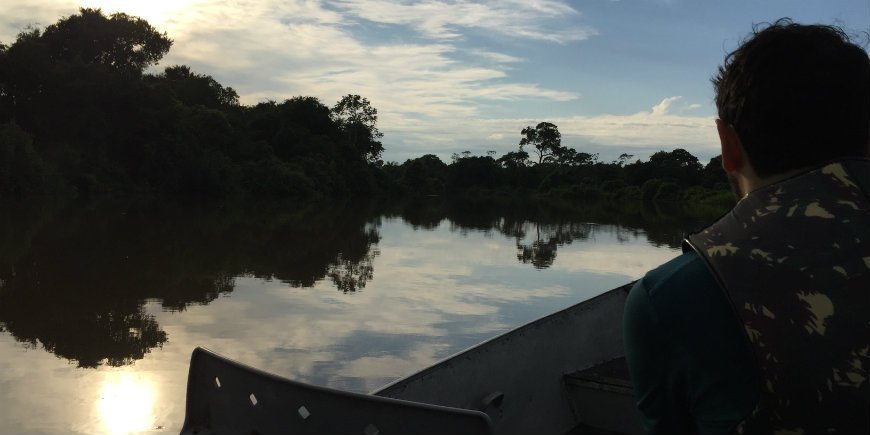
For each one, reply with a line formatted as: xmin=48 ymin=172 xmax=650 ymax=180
xmin=0 ymin=197 xmax=726 ymax=434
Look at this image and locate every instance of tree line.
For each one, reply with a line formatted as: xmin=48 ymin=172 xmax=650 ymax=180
xmin=387 ymin=121 xmax=731 ymax=206
xmin=0 ymin=8 xmax=732 ymax=206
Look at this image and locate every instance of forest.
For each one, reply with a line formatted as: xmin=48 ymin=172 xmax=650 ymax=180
xmin=0 ymin=8 xmax=733 ymax=206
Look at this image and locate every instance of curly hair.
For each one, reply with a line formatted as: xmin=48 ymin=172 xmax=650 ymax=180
xmin=713 ymin=18 xmax=870 ymax=177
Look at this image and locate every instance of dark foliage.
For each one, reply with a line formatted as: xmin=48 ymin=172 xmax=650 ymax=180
xmin=0 ymin=9 xmax=386 ymax=198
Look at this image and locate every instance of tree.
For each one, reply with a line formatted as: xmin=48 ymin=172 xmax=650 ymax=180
xmin=40 ymin=8 xmax=172 ymax=74
xmin=157 ymin=65 xmax=239 ymax=108
xmin=649 ymin=148 xmax=702 ymax=169
xmin=496 ymin=150 xmax=529 ymax=168
xmin=0 ymin=121 xmax=46 ymax=194
xmin=0 ymin=27 xmax=51 ymax=127
xmin=613 ymin=153 xmax=634 ymax=167
xmin=451 ymin=150 xmax=472 ymax=163
xmin=552 ymin=147 xmax=596 ymax=167
xmin=267 ymin=96 xmax=340 ymax=162
xmin=331 ymin=94 xmax=384 ymax=163
xmin=648 ymin=148 xmax=703 ymax=185
xmin=519 ymin=122 xmax=562 ymax=164
xmin=702 ymin=155 xmax=728 ymax=188
xmin=448 ymin=155 xmax=499 ymax=189
xmin=400 ymin=154 xmax=447 ymax=195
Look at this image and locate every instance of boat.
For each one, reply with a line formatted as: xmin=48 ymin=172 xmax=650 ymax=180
xmin=179 ymin=282 xmax=644 ymax=435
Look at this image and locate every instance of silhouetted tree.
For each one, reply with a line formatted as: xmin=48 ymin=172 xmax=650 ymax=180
xmin=613 ymin=153 xmax=634 ymax=167
xmin=648 ymin=148 xmax=703 ymax=185
xmin=702 ymin=155 xmax=728 ymax=188
xmin=519 ymin=122 xmax=562 ymax=164
xmin=0 ymin=122 xmax=46 ymax=194
xmin=496 ymin=150 xmax=530 ymax=168
xmin=400 ymin=154 xmax=447 ymax=195
xmin=332 ymin=94 xmax=384 ymax=163
xmin=41 ymin=8 xmax=171 ymax=74
xmin=156 ymin=65 xmax=239 ymax=108
xmin=448 ymin=156 xmax=499 ymax=189
xmin=553 ymin=147 xmax=597 ymax=167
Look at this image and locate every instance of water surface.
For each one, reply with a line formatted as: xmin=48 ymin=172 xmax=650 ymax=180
xmin=0 ymin=198 xmax=723 ymax=434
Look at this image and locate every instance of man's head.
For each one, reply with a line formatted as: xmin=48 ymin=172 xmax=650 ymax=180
xmin=713 ymin=18 xmax=870 ymax=185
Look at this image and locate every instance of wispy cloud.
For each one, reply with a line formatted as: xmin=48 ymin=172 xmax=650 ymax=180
xmin=137 ymin=1 xmax=583 ymax=136
xmin=650 ymin=95 xmax=683 ymax=116
xmin=465 ymin=48 xmax=524 ymax=64
xmin=332 ymin=0 xmax=594 ymax=43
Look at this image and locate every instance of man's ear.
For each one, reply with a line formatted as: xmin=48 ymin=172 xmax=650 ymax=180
xmin=717 ymin=120 xmax=743 ymax=173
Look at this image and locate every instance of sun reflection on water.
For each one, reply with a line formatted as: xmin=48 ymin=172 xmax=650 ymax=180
xmin=99 ymin=372 xmax=156 ymax=434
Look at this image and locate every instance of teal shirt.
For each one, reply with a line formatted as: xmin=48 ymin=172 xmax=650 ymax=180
xmin=624 ymin=251 xmax=758 ymax=434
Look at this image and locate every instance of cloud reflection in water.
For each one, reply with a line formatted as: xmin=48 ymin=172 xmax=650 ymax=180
xmin=0 ymin=198 xmax=723 ymax=434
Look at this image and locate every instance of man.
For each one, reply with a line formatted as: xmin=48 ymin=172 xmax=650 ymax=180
xmin=624 ymin=19 xmax=870 ymax=434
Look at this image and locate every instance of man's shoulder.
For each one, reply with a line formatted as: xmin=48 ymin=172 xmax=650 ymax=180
xmin=624 ymin=251 xmax=759 ymax=433
xmin=626 ymin=249 xmax=730 ymax=332
xmin=633 ymin=250 xmax=716 ymax=301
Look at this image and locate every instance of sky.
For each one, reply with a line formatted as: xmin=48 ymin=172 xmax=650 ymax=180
xmin=1 ymin=1 xmax=868 ymax=163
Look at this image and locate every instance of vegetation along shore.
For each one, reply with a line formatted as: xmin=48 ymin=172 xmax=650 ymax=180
xmin=0 ymin=8 xmax=733 ymax=207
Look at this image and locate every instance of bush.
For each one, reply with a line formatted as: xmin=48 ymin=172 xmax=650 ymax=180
xmin=240 ymin=158 xmax=315 ymax=196
xmin=615 ymin=185 xmax=641 ymax=200
xmin=600 ymin=179 xmax=627 ymax=192
xmin=0 ymin=122 xmax=48 ymax=195
xmin=640 ymin=178 xmax=664 ymax=201
xmin=654 ymin=181 xmax=681 ymax=202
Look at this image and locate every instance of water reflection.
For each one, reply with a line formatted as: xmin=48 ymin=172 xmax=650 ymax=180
xmin=99 ymin=372 xmax=156 ymax=434
xmin=0 ymin=197 xmax=722 ymax=370
xmin=391 ymin=197 xmax=722 ymax=270
xmin=514 ymin=223 xmax=595 ymax=269
xmin=0 ymin=199 xmax=385 ymax=368
xmin=0 ymin=197 xmax=727 ymax=434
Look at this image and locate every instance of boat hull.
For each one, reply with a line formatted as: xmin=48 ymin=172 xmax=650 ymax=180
xmin=179 ymin=282 xmax=645 ymax=435
xmin=374 ymin=282 xmax=643 ymax=435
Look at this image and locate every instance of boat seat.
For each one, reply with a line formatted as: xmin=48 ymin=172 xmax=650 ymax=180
xmin=180 ymin=347 xmax=494 ymax=435
xmin=563 ymin=358 xmax=644 ymax=435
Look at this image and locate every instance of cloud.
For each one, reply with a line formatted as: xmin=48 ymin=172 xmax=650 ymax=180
xmin=466 ymin=49 xmax=524 ymax=64
xmin=38 ymin=1 xmax=579 ymax=127
xmin=0 ymin=0 xmax=76 ymax=42
xmin=383 ymin=96 xmax=718 ymax=163
xmin=332 ymin=0 xmax=594 ymax=43
xmin=650 ymin=95 xmax=682 ymax=116
xmin=0 ymin=2 xmax=713 ymax=164
xmin=556 ymin=111 xmax=716 ymax=150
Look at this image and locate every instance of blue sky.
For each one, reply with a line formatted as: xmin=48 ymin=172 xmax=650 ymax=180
xmin=2 ymin=0 xmax=868 ymax=163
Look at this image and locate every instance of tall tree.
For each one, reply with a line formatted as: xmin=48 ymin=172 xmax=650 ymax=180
xmin=614 ymin=153 xmax=634 ymax=167
xmin=331 ymin=94 xmax=384 ymax=163
xmin=519 ymin=122 xmax=562 ymax=164
xmin=40 ymin=8 xmax=171 ymax=74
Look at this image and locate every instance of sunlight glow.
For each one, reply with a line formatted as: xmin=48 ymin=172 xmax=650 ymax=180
xmin=99 ymin=372 xmax=156 ymax=435
xmin=78 ymin=0 xmax=201 ymax=29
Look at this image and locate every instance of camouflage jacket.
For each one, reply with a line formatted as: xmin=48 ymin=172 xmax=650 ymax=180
xmin=684 ymin=159 xmax=870 ymax=434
